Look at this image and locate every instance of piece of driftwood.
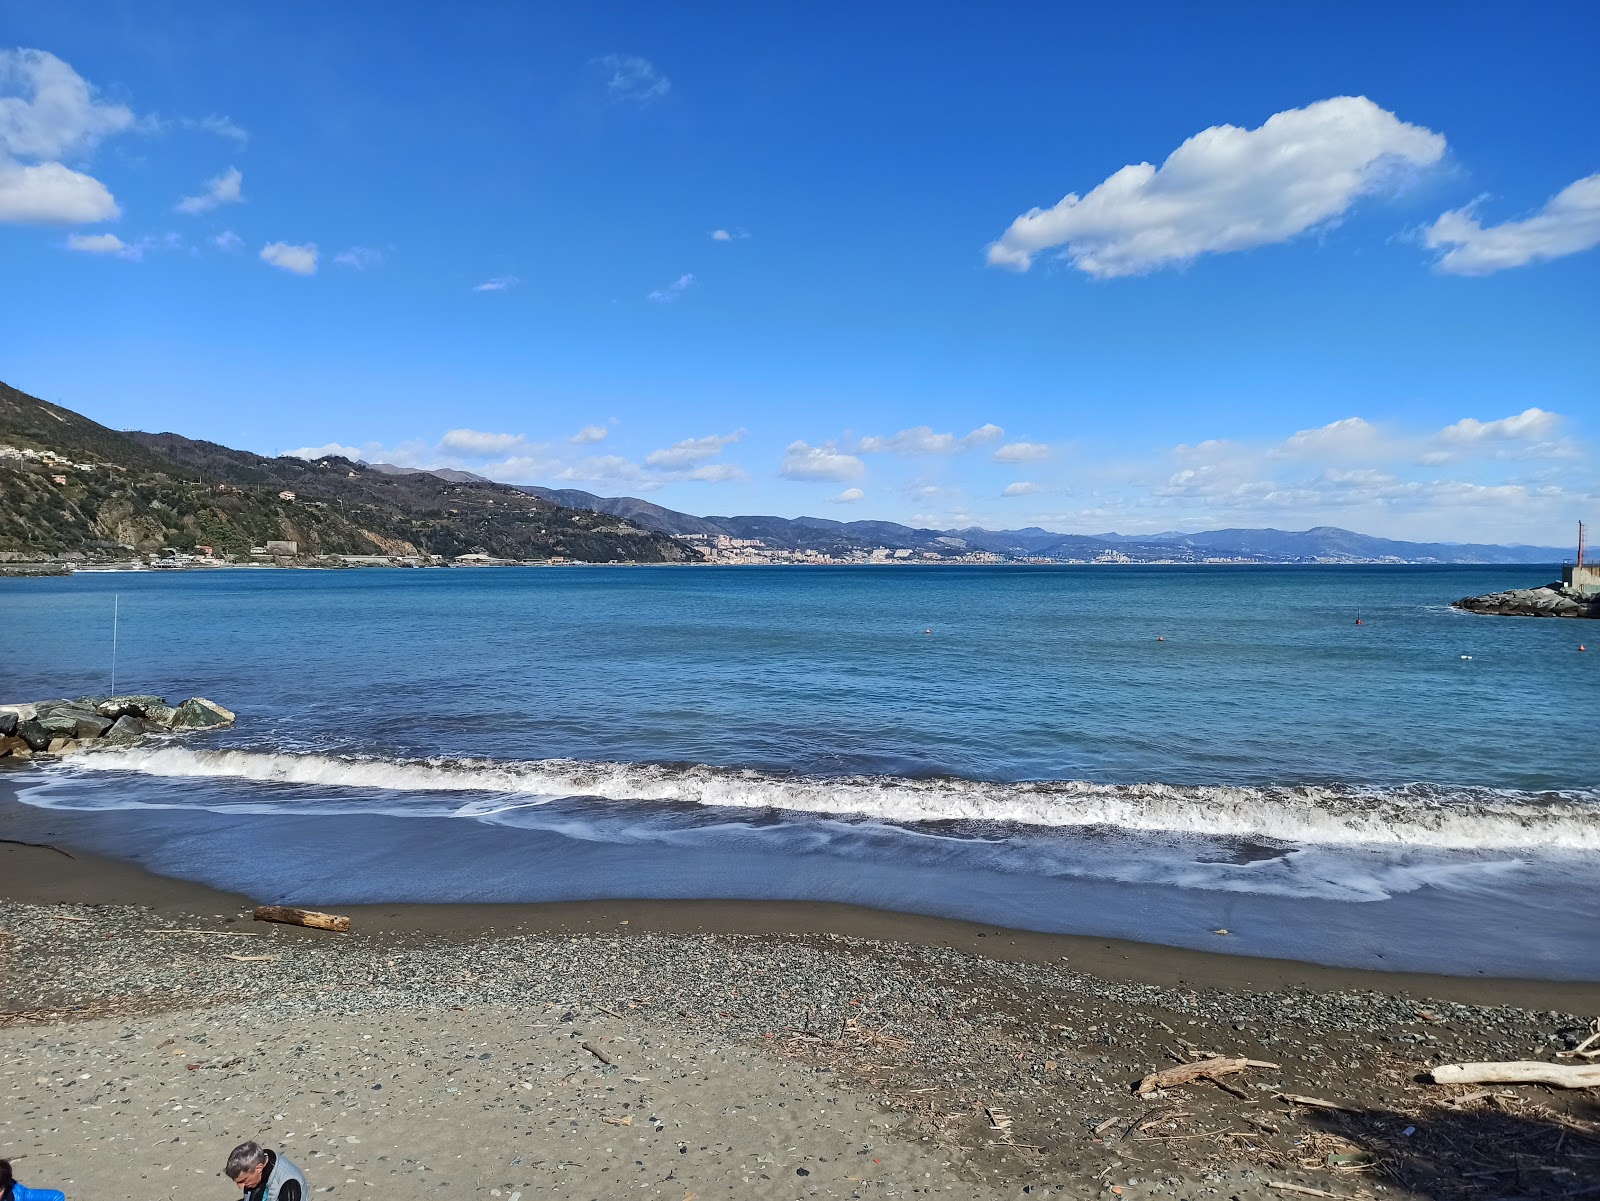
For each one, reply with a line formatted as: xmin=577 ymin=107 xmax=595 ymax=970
xmin=1431 ymin=1061 xmax=1600 ymax=1088
xmin=1266 ymin=1183 xmax=1341 ymax=1199
xmin=1275 ymin=1092 xmax=1361 ymax=1113
xmin=1138 ymin=1056 xmax=1277 ymax=1095
xmin=580 ymin=1040 xmax=614 ymax=1065
xmin=252 ymin=905 xmax=351 ymax=933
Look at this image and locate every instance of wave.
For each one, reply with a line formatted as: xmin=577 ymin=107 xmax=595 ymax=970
xmin=58 ymin=745 xmax=1600 ymax=852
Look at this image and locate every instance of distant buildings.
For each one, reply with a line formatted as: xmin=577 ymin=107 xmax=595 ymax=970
xmin=277 ymin=489 xmax=297 ymax=501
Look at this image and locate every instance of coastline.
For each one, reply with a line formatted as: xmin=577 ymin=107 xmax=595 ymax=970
xmin=7 ymin=835 xmax=1599 ymax=1014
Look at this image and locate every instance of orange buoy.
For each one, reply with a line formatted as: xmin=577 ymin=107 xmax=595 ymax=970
xmin=1581 ymin=644 xmax=1588 ymax=652
xmin=1156 ymin=635 xmax=1164 ymax=642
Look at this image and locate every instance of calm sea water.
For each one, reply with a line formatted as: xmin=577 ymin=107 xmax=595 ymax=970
xmin=3 ymin=564 xmax=1596 ymax=977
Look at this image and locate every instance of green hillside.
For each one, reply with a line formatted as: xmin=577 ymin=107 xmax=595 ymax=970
xmin=0 ymin=380 xmax=699 ymax=564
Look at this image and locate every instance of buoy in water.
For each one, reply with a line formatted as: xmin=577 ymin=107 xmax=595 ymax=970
xmin=1157 ymin=635 xmax=1164 ymax=642
xmin=924 ymin=628 xmax=932 ymax=634
xmin=1460 ymin=654 xmax=1472 ymax=660
xmin=1581 ymin=645 xmax=1587 ymax=652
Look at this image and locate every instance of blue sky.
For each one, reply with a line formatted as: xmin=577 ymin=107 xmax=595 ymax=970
xmin=1 ymin=1 xmax=1595 ymax=544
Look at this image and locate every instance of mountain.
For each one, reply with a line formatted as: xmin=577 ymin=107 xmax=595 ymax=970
xmin=367 ymin=462 xmax=495 ymax=486
xmin=516 ymin=483 xmax=1569 ymax=564
xmin=0 ymin=381 xmax=697 ymax=563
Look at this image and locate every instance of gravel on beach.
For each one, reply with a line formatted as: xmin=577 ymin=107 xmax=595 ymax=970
xmin=5 ymin=897 xmax=1599 ymax=1201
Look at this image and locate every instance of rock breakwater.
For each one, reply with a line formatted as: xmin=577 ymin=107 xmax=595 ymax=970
xmin=0 ymin=694 xmax=234 ymax=760
xmin=1452 ymin=581 xmax=1598 ymax=619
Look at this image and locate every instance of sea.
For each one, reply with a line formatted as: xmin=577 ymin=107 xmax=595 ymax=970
xmin=2 ymin=564 xmax=1596 ymax=979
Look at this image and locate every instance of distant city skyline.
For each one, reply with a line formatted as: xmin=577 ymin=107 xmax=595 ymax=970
xmin=1 ymin=1 xmax=1595 ymax=543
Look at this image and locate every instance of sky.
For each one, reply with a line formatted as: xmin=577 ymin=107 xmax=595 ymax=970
xmin=1 ymin=1 xmax=1596 ymax=546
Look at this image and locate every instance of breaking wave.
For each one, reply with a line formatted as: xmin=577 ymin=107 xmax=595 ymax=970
xmin=59 ymin=745 xmax=1600 ymax=851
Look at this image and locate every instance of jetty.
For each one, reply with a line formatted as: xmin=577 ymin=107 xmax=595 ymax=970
xmin=0 ymin=694 xmax=234 ymax=759
xmin=1454 ymin=521 xmax=1599 ymax=619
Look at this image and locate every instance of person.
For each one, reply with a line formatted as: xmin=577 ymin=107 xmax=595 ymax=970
xmin=0 ymin=1158 xmax=65 ymax=1201
xmin=223 ymin=1141 xmax=307 ymax=1201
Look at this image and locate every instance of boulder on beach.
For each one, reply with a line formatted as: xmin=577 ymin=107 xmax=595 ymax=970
xmin=168 ymin=697 xmax=236 ymax=729
xmin=91 ymin=694 xmax=169 ymax=719
xmin=15 ymin=718 xmax=55 ymax=751
xmin=105 ymin=714 xmax=158 ymax=742
xmin=0 ymin=711 xmax=15 ymax=737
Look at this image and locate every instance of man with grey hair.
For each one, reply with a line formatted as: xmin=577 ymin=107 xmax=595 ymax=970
xmin=223 ymin=1140 xmax=307 ymax=1201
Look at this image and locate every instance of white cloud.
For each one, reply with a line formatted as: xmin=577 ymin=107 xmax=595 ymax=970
xmin=440 ymin=429 xmax=526 ymax=455
xmin=710 ymin=227 xmax=749 ymax=241
xmin=1425 ymin=175 xmax=1600 ymax=275
xmin=0 ymin=49 xmax=139 ymax=224
xmin=830 ymin=488 xmax=865 ymax=503
xmin=593 ymin=54 xmax=670 ymax=105
xmin=0 ymin=48 xmax=134 ymax=160
xmin=212 ymin=229 xmax=242 ymax=251
xmin=857 ymin=423 xmax=1004 ymax=455
xmin=683 ymin=462 xmax=749 ymax=483
xmin=986 ymin=96 xmax=1445 ymax=277
xmin=1438 ymin=407 xmax=1561 ymax=445
xmin=1002 ymin=481 xmax=1042 ymax=496
xmin=570 ymin=424 xmax=609 ymax=444
xmin=260 ymin=241 xmax=317 ymax=275
xmin=182 ymin=114 xmax=248 ymax=144
xmin=647 ymin=273 xmax=694 ymax=302
xmin=334 ymin=246 xmax=384 ymax=270
xmin=0 ymin=160 xmax=119 ymax=223
xmin=780 ymin=440 xmax=866 ymax=482
xmin=473 ymin=276 xmax=519 ymax=292
xmin=65 ymin=230 xmax=137 ymax=259
xmin=1273 ymin=416 xmax=1381 ymax=459
xmin=993 ymin=441 xmax=1050 ymax=462
xmin=645 ymin=431 xmax=743 ymax=469
xmin=176 ymin=166 xmax=242 ymax=214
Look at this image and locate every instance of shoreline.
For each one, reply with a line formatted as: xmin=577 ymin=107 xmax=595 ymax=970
xmin=7 ymin=838 xmax=1598 ymax=1014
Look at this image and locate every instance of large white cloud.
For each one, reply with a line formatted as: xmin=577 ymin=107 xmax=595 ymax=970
xmin=1425 ymin=174 xmax=1600 ymax=275
xmin=780 ymin=440 xmax=866 ymax=482
xmin=0 ymin=48 xmax=133 ymax=224
xmin=176 ymin=166 xmax=242 ymax=214
xmin=1438 ymin=407 xmax=1561 ymax=445
xmin=986 ymin=96 xmax=1445 ymax=277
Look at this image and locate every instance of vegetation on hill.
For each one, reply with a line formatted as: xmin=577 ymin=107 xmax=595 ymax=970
xmin=0 ymin=381 xmax=698 ymax=564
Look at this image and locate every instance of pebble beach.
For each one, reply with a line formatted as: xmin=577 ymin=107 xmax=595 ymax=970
xmin=5 ymin=841 xmax=1599 ymax=1201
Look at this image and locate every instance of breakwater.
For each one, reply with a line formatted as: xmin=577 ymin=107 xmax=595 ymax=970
xmin=0 ymin=694 xmax=234 ymax=760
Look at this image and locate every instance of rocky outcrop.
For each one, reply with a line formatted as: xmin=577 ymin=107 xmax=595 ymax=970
xmin=0 ymin=693 xmax=234 ymax=760
xmin=1453 ymin=582 xmax=1599 ymax=619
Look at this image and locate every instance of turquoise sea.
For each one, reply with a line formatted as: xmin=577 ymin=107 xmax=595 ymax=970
xmin=2 ymin=564 xmax=1596 ymax=978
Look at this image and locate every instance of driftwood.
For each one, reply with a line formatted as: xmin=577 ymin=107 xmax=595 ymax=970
xmin=1267 ymin=1183 xmax=1341 ymax=1199
xmin=252 ymin=905 xmax=351 ymax=933
xmin=1431 ymin=1061 xmax=1600 ymax=1089
xmin=1137 ymin=1055 xmax=1278 ymax=1095
xmin=1276 ymin=1092 xmax=1361 ymax=1113
xmin=580 ymin=1040 xmax=614 ymax=1065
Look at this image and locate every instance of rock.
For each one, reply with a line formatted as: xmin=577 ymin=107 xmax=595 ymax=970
xmin=0 ymin=711 xmax=15 ymax=737
xmin=0 ymin=734 xmax=30 ymax=758
xmin=33 ymin=707 xmax=113 ymax=739
xmin=168 ymin=697 xmax=236 ymax=729
xmin=15 ymin=719 xmax=53 ymax=752
xmin=92 ymin=694 xmax=168 ymax=719
xmin=1453 ymin=584 xmax=1596 ymax=619
xmin=104 ymin=714 xmax=156 ymax=743
xmin=45 ymin=736 xmax=71 ymax=754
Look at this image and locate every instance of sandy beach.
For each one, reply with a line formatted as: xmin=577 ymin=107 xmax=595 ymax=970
xmin=5 ymin=838 xmax=1599 ymax=1201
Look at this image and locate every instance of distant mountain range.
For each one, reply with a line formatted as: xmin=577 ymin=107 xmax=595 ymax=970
xmin=0 ymin=379 xmax=1571 ymax=566
xmin=511 ymin=484 xmax=1570 ymax=565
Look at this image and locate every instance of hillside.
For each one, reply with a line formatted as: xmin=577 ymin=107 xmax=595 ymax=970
xmin=0 ymin=382 xmax=698 ymax=564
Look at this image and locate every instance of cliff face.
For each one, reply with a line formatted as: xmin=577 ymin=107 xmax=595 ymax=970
xmin=0 ymin=381 xmax=699 ymax=563
xmin=1453 ymin=583 xmax=1599 ymax=619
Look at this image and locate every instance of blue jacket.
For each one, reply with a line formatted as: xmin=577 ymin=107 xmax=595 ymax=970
xmin=12 ymin=1185 xmax=66 ymax=1201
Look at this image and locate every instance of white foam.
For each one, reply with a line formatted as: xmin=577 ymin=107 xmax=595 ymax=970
xmin=59 ymin=745 xmax=1600 ymax=852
